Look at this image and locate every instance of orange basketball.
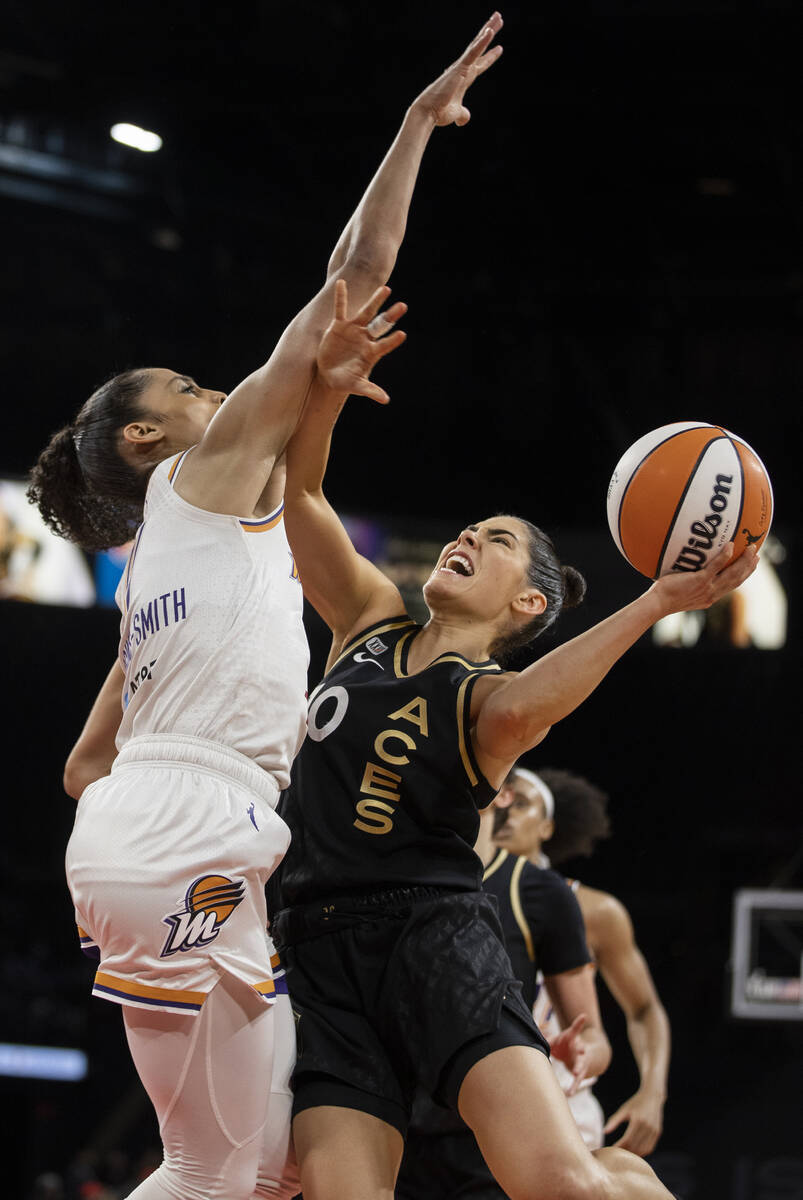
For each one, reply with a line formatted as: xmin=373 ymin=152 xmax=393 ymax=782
xmin=606 ymin=422 xmax=773 ymax=579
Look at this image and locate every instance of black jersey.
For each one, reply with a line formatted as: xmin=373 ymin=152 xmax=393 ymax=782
xmin=277 ymin=616 xmax=502 ymax=905
xmin=481 ymin=849 xmax=591 ymax=1008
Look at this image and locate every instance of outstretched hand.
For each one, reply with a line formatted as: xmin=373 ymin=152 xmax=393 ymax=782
xmin=648 ymin=542 xmax=759 ymax=618
xmin=603 ymin=1088 xmax=665 ymax=1157
xmin=316 ymin=280 xmax=407 ymax=404
xmin=411 ymin=12 xmax=504 ymax=128
xmin=549 ymin=1013 xmax=591 ymax=1097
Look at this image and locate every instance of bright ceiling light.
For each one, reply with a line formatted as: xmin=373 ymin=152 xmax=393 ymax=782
xmin=110 ymin=123 xmax=163 ymax=153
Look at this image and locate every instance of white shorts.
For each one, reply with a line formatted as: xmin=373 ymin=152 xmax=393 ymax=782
xmin=567 ymin=1085 xmax=605 ymax=1150
xmin=67 ymin=734 xmax=290 ymax=1016
xmin=552 ymin=1058 xmax=604 ymax=1150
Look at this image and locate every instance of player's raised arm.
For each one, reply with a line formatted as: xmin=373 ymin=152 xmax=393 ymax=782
xmin=473 ymin=543 xmax=760 ymax=767
xmin=179 ymin=14 xmax=504 ymax=517
xmin=284 ymin=281 xmax=409 ymax=654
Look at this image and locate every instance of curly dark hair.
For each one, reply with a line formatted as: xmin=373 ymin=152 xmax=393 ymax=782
xmin=538 ymin=767 xmax=611 ymax=866
xmin=27 ymin=369 xmax=155 ymax=551
xmin=489 ymin=517 xmax=587 ymax=667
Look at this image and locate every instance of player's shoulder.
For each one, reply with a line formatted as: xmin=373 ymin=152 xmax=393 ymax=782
xmin=519 ymin=863 xmax=582 ymax=911
xmin=576 ymin=883 xmax=634 ymax=947
xmin=326 ymin=611 xmax=417 ymax=674
xmin=530 ymin=864 xmax=576 ymax=893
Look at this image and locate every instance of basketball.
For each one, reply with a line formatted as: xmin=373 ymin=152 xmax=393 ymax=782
xmin=606 ymin=422 xmax=773 ymax=579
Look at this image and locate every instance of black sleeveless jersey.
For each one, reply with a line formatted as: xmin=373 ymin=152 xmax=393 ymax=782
xmin=481 ymin=849 xmax=590 ymax=1008
xmin=277 ymin=616 xmax=503 ymax=905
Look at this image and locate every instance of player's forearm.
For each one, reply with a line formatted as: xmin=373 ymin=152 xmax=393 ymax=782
xmin=477 ymin=591 xmax=665 ymax=757
xmin=581 ymin=1026 xmax=612 ymax=1079
xmin=284 ymin=375 xmax=346 ymax=499
xmin=327 ymin=106 xmax=436 ymax=283
xmin=627 ymin=1004 xmax=671 ymax=1100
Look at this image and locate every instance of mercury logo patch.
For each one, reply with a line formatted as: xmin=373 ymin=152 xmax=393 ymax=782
xmin=160 ymin=874 xmax=246 ymax=957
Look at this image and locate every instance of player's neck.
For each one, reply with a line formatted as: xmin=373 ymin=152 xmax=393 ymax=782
xmin=411 ymin=615 xmax=494 ymax=670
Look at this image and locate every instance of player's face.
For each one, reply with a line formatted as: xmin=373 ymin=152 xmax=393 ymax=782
xmin=492 ymin=776 xmax=552 ymax=856
xmin=135 ymin=368 xmax=227 ymax=447
xmin=423 ymin=516 xmax=543 ymax=624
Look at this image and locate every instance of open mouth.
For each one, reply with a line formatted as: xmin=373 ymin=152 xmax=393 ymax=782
xmin=440 ymin=552 xmax=474 ymax=577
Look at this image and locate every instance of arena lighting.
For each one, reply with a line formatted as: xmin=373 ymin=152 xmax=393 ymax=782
xmin=110 ymin=122 xmax=163 ymax=153
xmin=0 ymin=1042 xmax=88 ymax=1081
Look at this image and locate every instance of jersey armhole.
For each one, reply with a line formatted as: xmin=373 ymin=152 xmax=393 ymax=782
xmin=510 ymin=856 xmax=536 ymax=963
xmin=456 ymin=671 xmax=502 ymax=798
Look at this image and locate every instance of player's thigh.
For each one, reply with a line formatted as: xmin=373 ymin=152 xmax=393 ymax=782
xmin=458 ymin=1045 xmax=606 ymax=1200
xmin=256 ymin=995 xmax=299 ymax=1199
xmin=293 ymin=1105 xmax=403 ymax=1200
xmin=124 ymin=972 xmax=274 ymax=1144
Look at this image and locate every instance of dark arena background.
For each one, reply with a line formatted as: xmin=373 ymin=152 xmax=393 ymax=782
xmin=1 ymin=2 xmax=801 ymax=1197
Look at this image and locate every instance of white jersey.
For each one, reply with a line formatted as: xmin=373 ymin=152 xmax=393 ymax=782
xmin=114 ymin=450 xmax=308 ymax=792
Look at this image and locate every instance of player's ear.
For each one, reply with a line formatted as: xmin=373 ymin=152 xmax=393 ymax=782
xmin=123 ymin=419 xmax=163 ymax=446
xmin=541 ymin=817 xmax=555 ymax=841
xmin=512 ymin=588 xmax=547 ymax=618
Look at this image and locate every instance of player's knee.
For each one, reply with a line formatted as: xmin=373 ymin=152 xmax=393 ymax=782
xmin=510 ymin=1162 xmax=606 ymax=1200
xmin=594 ymin=1146 xmax=668 ymax=1192
xmin=159 ymin=1155 xmax=259 ymax=1200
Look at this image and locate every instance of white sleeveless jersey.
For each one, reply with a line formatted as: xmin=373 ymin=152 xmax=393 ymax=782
xmin=114 ymin=451 xmax=308 ymax=792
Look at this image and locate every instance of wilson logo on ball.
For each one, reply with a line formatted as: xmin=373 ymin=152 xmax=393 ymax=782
xmin=671 ymin=474 xmax=734 ymax=573
xmin=606 ymin=422 xmax=773 ymax=579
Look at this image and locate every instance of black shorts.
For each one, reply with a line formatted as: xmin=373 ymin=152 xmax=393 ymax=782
xmin=272 ymin=888 xmax=549 ymax=1138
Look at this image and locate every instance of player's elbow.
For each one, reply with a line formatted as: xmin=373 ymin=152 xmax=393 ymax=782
xmin=339 ymin=234 xmax=399 ymax=288
xmin=63 ymin=758 xmax=86 ymax=800
xmin=476 ymin=698 xmax=550 ymax=762
xmin=63 ymin=753 xmax=110 ymax=801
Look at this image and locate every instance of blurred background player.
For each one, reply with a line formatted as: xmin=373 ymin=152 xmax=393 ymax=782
xmin=395 ymin=800 xmax=611 ymax=1199
xmin=494 ymin=766 xmax=671 ymax=1157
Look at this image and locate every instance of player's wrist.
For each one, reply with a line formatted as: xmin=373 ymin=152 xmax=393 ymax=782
xmin=405 ymin=99 xmax=438 ymax=132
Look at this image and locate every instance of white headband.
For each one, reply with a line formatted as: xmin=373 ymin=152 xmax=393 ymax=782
xmin=512 ymin=767 xmax=555 ymax=822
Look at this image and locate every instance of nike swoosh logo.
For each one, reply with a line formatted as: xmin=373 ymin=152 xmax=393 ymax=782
xmin=353 ymin=652 xmax=384 ymax=670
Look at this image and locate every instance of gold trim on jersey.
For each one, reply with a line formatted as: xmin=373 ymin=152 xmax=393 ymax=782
xmin=455 ymin=665 xmax=502 ymax=787
xmin=331 ymin=618 xmax=416 ymax=671
xmin=239 ymin=502 xmax=284 ymax=533
xmin=393 ymin=629 xmax=504 ymax=681
xmin=456 ymin=675 xmax=478 ymax=785
xmin=510 ymin=855 xmax=535 ymax=962
xmin=167 ymin=450 xmax=188 ymax=483
xmin=393 ymin=628 xmax=418 ymax=677
xmin=482 ymin=848 xmax=509 ymax=882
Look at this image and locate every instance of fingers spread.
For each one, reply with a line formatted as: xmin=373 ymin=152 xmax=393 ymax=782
xmin=356 ymin=284 xmax=392 ymax=325
xmin=475 ymin=45 xmax=504 ymax=76
xmin=372 ymin=329 xmax=407 ymax=359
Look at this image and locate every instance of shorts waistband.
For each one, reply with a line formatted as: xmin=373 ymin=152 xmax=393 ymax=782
xmin=113 ymin=734 xmax=279 ymax=805
xmin=273 ymin=885 xmax=471 ymax=946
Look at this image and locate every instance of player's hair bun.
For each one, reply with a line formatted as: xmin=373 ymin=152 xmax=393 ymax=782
xmin=561 ymin=564 xmax=586 ymax=610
